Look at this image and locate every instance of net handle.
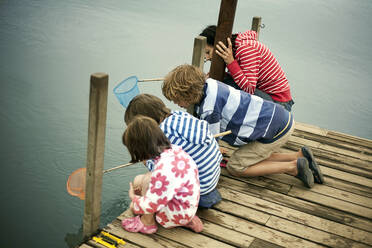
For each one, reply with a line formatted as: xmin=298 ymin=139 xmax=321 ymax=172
xmin=103 ymin=162 xmax=135 ymax=174
xmin=138 ymin=78 xmax=164 ymax=82
xmin=101 ymin=130 xmax=231 ymax=174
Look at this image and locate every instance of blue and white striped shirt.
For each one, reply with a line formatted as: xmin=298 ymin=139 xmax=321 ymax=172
xmin=196 ymin=78 xmax=293 ymax=146
xmin=146 ymin=110 xmax=222 ymax=195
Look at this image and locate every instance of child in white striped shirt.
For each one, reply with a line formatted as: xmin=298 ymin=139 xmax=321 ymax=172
xmin=125 ymin=93 xmax=223 ymax=208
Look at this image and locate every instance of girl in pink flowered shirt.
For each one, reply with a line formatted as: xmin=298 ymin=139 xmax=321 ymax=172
xmin=121 ymin=116 xmax=202 ymax=234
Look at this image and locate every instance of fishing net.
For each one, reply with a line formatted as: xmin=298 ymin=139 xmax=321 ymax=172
xmin=66 ymin=167 xmax=86 ymax=200
xmin=113 ymin=76 xmax=140 ymax=108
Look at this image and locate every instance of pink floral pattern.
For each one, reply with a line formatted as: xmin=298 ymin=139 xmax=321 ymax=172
xmin=146 ymin=197 xmax=168 ymax=213
xmin=175 ymin=180 xmax=194 ymax=198
xmin=171 ymin=155 xmax=190 ymax=178
xmin=167 ymin=199 xmax=191 ymax=212
xmin=156 ymin=212 xmax=169 ymax=226
xmin=132 ymin=196 xmax=145 ymax=215
xmin=172 ymin=214 xmax=192 ymax=225
xmin=150 ymin=172 xmax=169 ymax=196
xmin=129 ymin=146 xmax=200 ymax=228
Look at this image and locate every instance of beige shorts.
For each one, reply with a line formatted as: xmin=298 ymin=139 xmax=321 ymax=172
xmin=219 ymin=121 xmax=295 ymax=173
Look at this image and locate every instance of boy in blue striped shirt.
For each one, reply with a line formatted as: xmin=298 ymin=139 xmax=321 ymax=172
xmin=125 ymin=93 xmax=223 ymax=208
xmin=162 ymin=65 xmax=324 ymax=188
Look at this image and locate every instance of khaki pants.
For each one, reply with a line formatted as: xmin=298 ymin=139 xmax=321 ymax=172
xmin=219 ymin=122 xmax=295 ymax=174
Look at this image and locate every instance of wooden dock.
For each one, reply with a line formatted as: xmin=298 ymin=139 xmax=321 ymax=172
xmin=79 ymin=122 xmax=372 ymax=248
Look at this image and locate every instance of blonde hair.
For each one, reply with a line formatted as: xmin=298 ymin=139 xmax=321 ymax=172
xmin=162 ymin=64 xmax=205 ymax=105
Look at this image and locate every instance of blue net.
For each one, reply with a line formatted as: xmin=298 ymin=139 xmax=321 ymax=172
xmin=113 ymin=76 xmax=140 ymax=108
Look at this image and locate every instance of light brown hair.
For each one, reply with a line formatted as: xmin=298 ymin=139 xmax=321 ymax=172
xmin=122 ymin=116 xmax=171 ymax=162
xmin=124 ymin=94 xmax=171 ymax=125
xmin=162 ymin=64 xmax=205 ymax=105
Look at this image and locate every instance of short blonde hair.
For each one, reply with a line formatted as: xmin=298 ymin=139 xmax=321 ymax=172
xmin=162 ymin=64 xmax=205 ymax=105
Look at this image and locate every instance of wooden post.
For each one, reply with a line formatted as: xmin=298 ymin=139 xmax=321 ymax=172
xmin=187 ymin=36 xmax=207 ymax=115
xmin=83 ymin=73 xmax=108 ymax=238
xmin=191 ymin=35 xmax=207 ymax=71
xmin=251 ymin=16 xmax=262 ymax=40
xmin=209 ymin=0 xmax=238 ymax=82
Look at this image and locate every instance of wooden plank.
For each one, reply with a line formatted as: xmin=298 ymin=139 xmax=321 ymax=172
xmin=213 ymin=199 xmax=271 ymax=224
xmin=199 ymin=208 xmax=324 ymax=248
xmin=321 ymin=166 xmax=372 ymax=188
xmin=324 ymin=176 xmax=372 ymax=198
xmin=209 ymin=0 xmax=238 ymax=81
xmin=283 ymin=148 xmax=372 ymax=178
xmin=287 ymin=135 xmax=372 ymax=162
xmin=220 ymin=168 xmax=291 ymax=194
xmin=309 ymin=184 xmax=372 ymax=208
xmin=218 ymin=176 xmax=372 ymax=232
xmin=280 ymin=147 xmax=372 ymax=178
xmin=116 ymin=209 xmax=236 ymax=247
xmin=104 ymin=219 xmax=185 ymax=248
xmin=219 ymin=187 xmax=372 ymax=245
xmin=83 ymin=73 xmax=109 ymax=238
xmin=294 ymin=122 xmax=372 ymax=152
xmin=155 ymin=226 xmax=237 ymax=248
xmin=248 ymin=239 xmax=282 ymax=248
xmin=315 ymin=157 xmax=372 ymax=179
xmin=294 ymin=122 xmax=329 ymax=136
xmin=79 ymin=244 xmax=93 ymax=248
xmin=266 ymin=216 xmax=370 ymax=248
xmin=327 ymin=130 xmax=372 ymax=149
xmin=264 ymin=172 xmax=372 ymax=199
xmin=198 ymin=219 xmax=255 ymax=247
xmin=288 ymin=186 xmax=372 ymax=219
xmin=293 ymin=129 xmax=372 ymax=155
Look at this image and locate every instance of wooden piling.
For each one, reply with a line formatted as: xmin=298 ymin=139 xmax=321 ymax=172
xmin=251 ymin=16 xmax=262 ymax=40
xmin=83 ymin=73 xmax=109 ymax=238
xmin=209 ymin=0 xmax=238 ymax=82
xmin=191 ymin=35 xmax=207 ymax=70
xmin=187 ymin=36 xmax=207 ymax=116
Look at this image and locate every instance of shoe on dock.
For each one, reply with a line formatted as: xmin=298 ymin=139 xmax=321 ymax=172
xmin=296 ymin=157 xmax=314 ymax=188
xmin=301 ymin=146 xmax=324 ymax=184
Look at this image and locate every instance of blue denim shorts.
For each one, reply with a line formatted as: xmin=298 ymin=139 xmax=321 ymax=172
xmin=199 ymin=187 xmax=222 ymax=208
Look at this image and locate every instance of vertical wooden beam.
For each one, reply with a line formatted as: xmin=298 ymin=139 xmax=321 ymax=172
xmin=191 ymin=35 xmax=207 ymax=71
xmin=251 ymin=16 xmax=262 ymax=40
xmin=83 ymin=73 xmax=108 ymax=238
xmin=188 ymin=36 xmax=207 ymax=115
xmin=209 ymin=0 xmax=238 ymax=82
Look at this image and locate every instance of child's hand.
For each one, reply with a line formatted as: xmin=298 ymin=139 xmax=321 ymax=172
xmin=215 ymin=38 xmax=234 ymax=65
xmin=220 ymin=147 xmax=229 ymax=157
xmin=133 ymin=186 xmax=142 ymax=196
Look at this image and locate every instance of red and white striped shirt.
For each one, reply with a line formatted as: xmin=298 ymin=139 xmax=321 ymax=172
xmin=226 ymin=30 xmax=292 ymax=102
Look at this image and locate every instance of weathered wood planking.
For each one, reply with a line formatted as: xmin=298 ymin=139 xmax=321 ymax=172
xmin=79 ymin=122 xmax=372 ymax=248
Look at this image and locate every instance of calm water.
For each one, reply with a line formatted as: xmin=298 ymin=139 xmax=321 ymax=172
xmin=0 ymin=0 xmax=371 ymax=247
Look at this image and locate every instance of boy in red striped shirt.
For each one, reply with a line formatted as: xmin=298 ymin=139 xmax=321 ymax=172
xmin=200 ymin=25 xmax=294 ymax=111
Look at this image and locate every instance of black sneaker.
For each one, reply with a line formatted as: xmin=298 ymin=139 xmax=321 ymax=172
xmin=301 ymin=146 xmax=324 ymax=184
xmin=296 ymin=157 xmax=314 ymax=188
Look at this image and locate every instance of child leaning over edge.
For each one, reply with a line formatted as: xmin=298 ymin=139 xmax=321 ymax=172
xmin=162 ymin=64 xmax=324 ymax=188
xmin=121 ymin=116 xmax=203 ymax=234
xmin=125 ymin=93 xmax=222 ymax=208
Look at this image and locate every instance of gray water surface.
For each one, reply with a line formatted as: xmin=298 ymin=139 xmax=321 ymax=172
xmin=1 ymin=0 xmax=371 ymax=247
